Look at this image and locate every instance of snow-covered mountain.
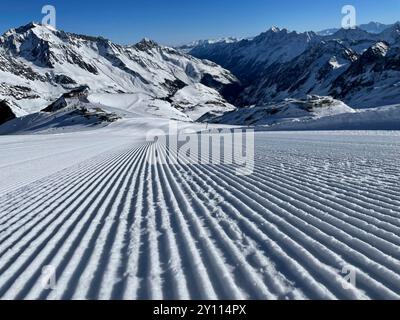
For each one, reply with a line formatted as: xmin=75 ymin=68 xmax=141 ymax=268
xmin=189 ymin=27 xmax=320 ymax=83
xmin=324 ymin=27 xmax=379 ymax=52
xmin=188 ymin=23 xmax=400 ymax=109
xmin=176 ymin=37 xmax=243 ymax=53
xmin=317 ymin=22 xmax=394 ymax=36
xmin=0 ymin=22 xmax=239 ymax=123
xmin=0 ymin=86 xmax=120 ymax=135
xmin=330 ymin=40 xmax=400 ymax=107
xmin=200 ymin=95 xmax=355 ymax=125
xmin=241 ymin=40 xmax=359 ymax=105
xmin=200 ymin=95 xmax=400 ymax=130
xmin=2 ymin=21 xmax=400 ymax=131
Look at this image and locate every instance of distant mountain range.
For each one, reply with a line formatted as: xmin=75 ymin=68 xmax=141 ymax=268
xmin=317 ymin=22 xmax=393 ymax=36
xmin=1 ymin=21 xmax=400 ymax=131
xmin=176 ymin=22 xmax=394 ymax=50
xmin=183 ymin=22 xmax=400 ymax=109
xmin=177 ymin=37 xmax=246 ymax=53
xmin=0 ymin=22 xmax=239 ymax=126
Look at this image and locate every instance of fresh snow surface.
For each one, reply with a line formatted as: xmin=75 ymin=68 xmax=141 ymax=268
xmin=265 ymin=105 xmax=400 ymax=131
xmin=0 ymin=120 xmax=400 ymax=299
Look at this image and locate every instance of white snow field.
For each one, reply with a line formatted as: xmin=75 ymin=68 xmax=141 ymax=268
xmin=0 ymin=123 xmax=400 ymax=300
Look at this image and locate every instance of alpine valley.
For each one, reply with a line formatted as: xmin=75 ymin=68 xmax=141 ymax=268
xmin=1 ymin=21 xmax=400 ymax=131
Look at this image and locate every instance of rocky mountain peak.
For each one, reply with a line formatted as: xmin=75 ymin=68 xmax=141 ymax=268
xmin=13 ymin=22 xmax=40 ymax=33
xmin=135 ymin=38 xmax=160 ymax=51
xmin=368 ymin=42 xmax=390 ymax=57
xmin=269 ymin=26 xmax=281 ymax=33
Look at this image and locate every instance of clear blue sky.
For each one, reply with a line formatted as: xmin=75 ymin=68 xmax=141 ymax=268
xmin=1 ymin=0 xmax=399 ymax=45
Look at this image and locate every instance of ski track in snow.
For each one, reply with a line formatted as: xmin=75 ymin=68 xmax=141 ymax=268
xmin=0 ymin=132 xmax=399 ymax=300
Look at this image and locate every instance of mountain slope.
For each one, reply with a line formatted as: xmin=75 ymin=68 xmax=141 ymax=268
xmin=0 ymin=23 xmax=239 ymax=121
xmin=0 ymin=86 xmax=120 ymax=135
xmin=188 ymin=24 xmax=400 ymax=109
xmin=242 ymin=40 xmax=358 ymax=105
xmin=330 ymin=40 xmax=400 ymax=107
xmin=189 ymin=27 xmax=320 ymax=83
xmin=201 ymin=95 xmax=400 ymax=131
xmin=200 ymin=95 xmax=355 ymax=125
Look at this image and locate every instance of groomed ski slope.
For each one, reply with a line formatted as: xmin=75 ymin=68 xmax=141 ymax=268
xmin=0 ymin=129 xmax=400 ymax=300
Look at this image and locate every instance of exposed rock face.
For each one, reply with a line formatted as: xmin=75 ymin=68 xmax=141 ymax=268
xmin=0 ymin=100 xmax=16 ymax=125
xmin=42 ymin=86 xmax=90 ymax=113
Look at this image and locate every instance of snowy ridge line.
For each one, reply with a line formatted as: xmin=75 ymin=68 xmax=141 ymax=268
xmin=160 ymin=142 xmax=399 ymax=297
xmin=0 ymin=143 xmax=135 ymax=221
xmin=0 ymin=144 xmax=147 ymax=299
xmin=0 ymin=137 xmax=399 ymax=299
